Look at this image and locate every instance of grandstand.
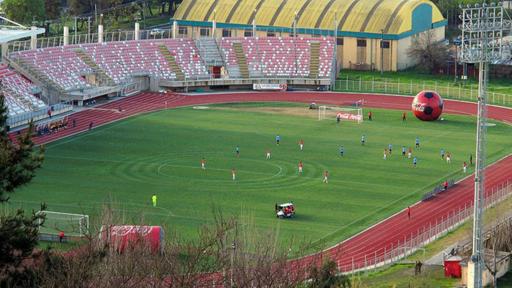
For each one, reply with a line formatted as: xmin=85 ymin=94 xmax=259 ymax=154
xmin=173 ymin=0 xmax=447 ymax=72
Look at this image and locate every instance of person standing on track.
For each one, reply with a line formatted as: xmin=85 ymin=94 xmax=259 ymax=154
xmin=407 ymin=206 xmax=411 ymax=219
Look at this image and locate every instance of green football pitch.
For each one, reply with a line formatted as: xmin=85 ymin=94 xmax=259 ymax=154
xmin=9 ymin=102 xmax=512 ymax=252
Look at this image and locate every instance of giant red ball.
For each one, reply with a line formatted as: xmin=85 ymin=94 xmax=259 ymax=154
xmin=411 ymin=91 xmax=444 ymax=121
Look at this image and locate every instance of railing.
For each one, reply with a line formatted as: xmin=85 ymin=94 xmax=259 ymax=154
xmin=7 ymin=102 xmax=73 ymax=128
xmin=333 ymin=76 xmax=512 ymax=107
xmin=7 ymin=29 xmax=177 ymax=53
xmin=337 ymin=179 xmax=512 ymax=273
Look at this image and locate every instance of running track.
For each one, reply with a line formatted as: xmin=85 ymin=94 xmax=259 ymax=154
xmin=10 ymin=91 xmax=512 ymax=281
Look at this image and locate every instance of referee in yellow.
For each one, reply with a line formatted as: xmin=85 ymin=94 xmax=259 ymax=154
xmin=151 ymin=194 xmax=157 ymax=207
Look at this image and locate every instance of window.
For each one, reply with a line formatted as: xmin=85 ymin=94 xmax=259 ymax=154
xmin=267 ymin=32 xmax=275 ymax=37
xmin=200 ymin=28 xmax=210 ymax=37
xmin=380 ymin=41 xmax=390 ymax=49
xmin=222 ymin=29 xmax=231 ymax=37
xmin=357 ymin=39 xmax=367 ymax=47
xmin=178 ymin=27 xmax=188 ymax=36
xmin=244 ymin=30 xmax=253 ymax=37
xmin=336 ymin=37 xmax=344 ymax=45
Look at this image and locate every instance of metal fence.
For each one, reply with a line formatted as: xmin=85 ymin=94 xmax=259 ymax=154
xmin=334 ymin=77 xmax=512 ymax=107
xmin=338 ymin=178 xmax=512 ymax=274
xmin=7 ymin=102 xmax=73 ymax=128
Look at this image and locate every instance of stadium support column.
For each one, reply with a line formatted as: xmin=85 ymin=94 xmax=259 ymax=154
xmin=212 ymin=9 xmax=217 ymax=38
xmin=172 ymin=21 xmax=177 ymax=39
xmin=63 ymin=26 xmax=69 ymax=46
xmin=252 ymin=19 xmax=256 ymax=37
xmin=98 ymin=25 xmax=104 ymax=44
xmin=135 ymin=22 xmax=140 ymax=41
xmin=30 ymin=26 xmax=37 ymax=50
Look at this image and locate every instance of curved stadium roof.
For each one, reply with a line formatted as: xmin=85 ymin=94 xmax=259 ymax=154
xmin=174 ymin=0 xmax=446 ymax=39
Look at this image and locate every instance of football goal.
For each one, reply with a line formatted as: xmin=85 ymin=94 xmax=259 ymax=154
xmin=36 ymin=210 xmax=89 ymax=237
xmin=318 ymin=106 xmax=363 ymax=123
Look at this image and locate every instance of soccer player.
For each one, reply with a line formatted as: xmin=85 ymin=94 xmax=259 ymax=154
xmin=299 ymin=139 xmax=304 ymax=151
xmin=339 ymin=145 xmax=344 ymax=157
xmin=446 ymin=152 xmax=452 ymax=164
xmin=232 ymin=168 xmax=236 ymax=181
xmin=298 ymin=161 xmax=303 ymax=174
xmin=402 ymin=146 xmax=406 ymax=157
xmin=402 ymin=112 xmax=407 ymax=121
xmin=201 ymin=158 xmax=206 ymax=170
xmin=470 ymin=154 xmax=473 ymax=166
xmin=266 ymin=149 xmax=271 ymax=159
xmin=408 ymin=147 xmax=412 ymax=159
xmin=388 ymin=144 xmax=393 ymax=155
xmin=383 ymin=149 xmax=388 ymax=160
xmin=276 ymin=135 xmax=281 ymax=145
xmin=336 ymin=113 xmax=341 ymax=124
xmin=413 ymin=157 xmax=417 ymax=167
xmin=361 ymin=134 xmax=366 ymax=146
xmin=368 ymin=111 xmax=372 ymax=121
xmin=415 ymin=136 xmax=420 ymax=148
xmin=463 ymin=161 xmax=468 ymax=173
xmin=440 ymin=149 xmax=445 ymax=160
xmin=151 ymin=194 xmax=157 ymax=207
xmin=235 ymin=145 xmax=240 ymax=158
xmin=323 ymin=170 xmax=329 ymax=183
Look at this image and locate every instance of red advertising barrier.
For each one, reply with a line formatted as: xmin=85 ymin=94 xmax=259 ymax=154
xmin=100 ymin=225 xmax=164 ymax=254
xmin=336 ymin=112 xmax=363 ymax=122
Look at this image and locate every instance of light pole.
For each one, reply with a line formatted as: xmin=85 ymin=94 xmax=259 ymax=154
xmin=459 ymin=3 xmax=509 ymax=287
xmin=380 ymin=29 xmax=384 ymax=75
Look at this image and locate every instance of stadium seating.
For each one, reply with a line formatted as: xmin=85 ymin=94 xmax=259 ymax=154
xmin=12 ymin=46 xmax=94 ymax=91
xmin=0 ymin=65 xmax=46 ymax=116
xmin=11 ymin=39 xmax=209 ymax=88
xmin=220 ymin=37 xmax=334 ymax=78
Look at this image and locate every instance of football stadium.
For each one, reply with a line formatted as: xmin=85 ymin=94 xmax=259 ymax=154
xmin=1 ymin=0 xmax=512 ymax=287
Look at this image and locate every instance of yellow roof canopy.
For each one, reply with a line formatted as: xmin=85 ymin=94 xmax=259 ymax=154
xmin=174 ymin=0 xmax=445 ymax=36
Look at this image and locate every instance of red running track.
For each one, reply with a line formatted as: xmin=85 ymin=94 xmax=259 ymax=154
xmin=10 ymin=91 xmax=512 ymax=279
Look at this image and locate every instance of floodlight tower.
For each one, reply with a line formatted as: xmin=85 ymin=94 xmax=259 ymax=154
xmin=459 ymin=2 xmax=510 ymax=287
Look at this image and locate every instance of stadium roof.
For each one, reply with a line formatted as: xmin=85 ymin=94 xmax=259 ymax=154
xmin=173 ymin=0 xmax=446 ymax=39
xmin=0 ymin=16 xmax=45 ymax=44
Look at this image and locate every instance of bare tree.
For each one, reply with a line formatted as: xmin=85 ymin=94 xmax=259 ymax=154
xmin=407 ymin=30 xmax=450 ymax=74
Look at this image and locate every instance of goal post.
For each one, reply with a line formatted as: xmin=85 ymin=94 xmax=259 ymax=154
xmin=318 ymin=105 xmax=363 ymax=123
xmin=36 ymin=210 xmax=90 ymax=237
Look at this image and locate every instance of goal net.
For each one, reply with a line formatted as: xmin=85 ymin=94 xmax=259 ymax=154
xmin=318 ymin=106 xmax=363 ymax=123
xmin=36 ymin=211 xmax=89 ymax=237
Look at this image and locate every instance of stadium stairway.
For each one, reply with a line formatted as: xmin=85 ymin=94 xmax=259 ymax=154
xmin=158 ymin=45 xmax=186 ymax=81
xmin=195 ymin=38 xmax=225 ymax=67
xmin=233 ymin=42 xmax=250 ymax=78
xmin=74 ymin=49 xmax=115 ymax=86
xmin=309 ymin=42 xmax=320 ymax=79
